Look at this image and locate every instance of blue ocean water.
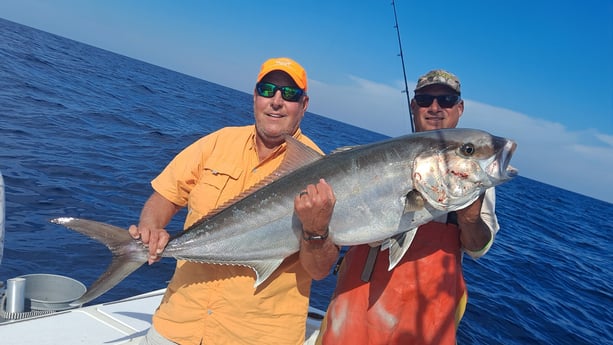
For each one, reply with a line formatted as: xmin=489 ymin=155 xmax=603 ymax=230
xmin=1 ymin=18 xmax=611 ymax=344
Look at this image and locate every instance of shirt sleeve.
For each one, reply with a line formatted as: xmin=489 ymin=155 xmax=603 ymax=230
xmin=463 ymin=187 xmax=499 ymax=259
xmin=151 ymin=134 xmax=215 ymax=207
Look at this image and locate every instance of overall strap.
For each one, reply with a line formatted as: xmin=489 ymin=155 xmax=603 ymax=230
xmin=359 ymin=211 xmax=458 ymax=282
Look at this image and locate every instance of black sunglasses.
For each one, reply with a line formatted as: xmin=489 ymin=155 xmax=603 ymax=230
xmin=256 ymin=82 xmax=304 ymax=102
xmin=414 ymin=94 xmax=461 ymax=108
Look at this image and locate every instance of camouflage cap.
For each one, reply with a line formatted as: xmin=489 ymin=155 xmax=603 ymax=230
xmin=414 ymin=69 xmax=461 ymax=94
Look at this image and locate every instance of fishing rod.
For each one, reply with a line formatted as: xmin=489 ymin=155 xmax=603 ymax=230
xmin=353 ymin=1 xmax=417 ymax=282
xmin=391 ymin=0 xmax=415 ymax=133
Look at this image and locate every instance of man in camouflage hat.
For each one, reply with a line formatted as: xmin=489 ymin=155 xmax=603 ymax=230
xmin=317 ymin=69 xmax=500 ymax=345
xmin=412 ymin=69 xmax=464 ymax=130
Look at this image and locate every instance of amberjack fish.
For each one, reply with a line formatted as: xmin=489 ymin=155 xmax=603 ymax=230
xmin=53 ymin=128 xmax=517 ymax=306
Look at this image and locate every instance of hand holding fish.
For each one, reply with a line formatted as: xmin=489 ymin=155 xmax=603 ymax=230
xmin=294 ymin=178 xmax=340 ymax=280
xmin=456 ymin=193 xmax=491 ymax=252
xmin=129 ymin=224 xmax=170 ymax=264
xmin=294 ymin=178 xmax=336 ymax=239
xmin=128 ymin=191 xmax=181 ymax=264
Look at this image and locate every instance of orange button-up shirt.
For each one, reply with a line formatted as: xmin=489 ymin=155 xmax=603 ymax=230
xmin=151 ymin=125 xmax=323 ymax=345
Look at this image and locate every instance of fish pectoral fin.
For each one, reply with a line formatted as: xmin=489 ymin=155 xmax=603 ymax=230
xmin=387 ymin=228 xmax=418 ymax=270
xmin=404 ymin=190 xmax=425 ymax=212
xmin=245 ymin=258 xmax=286 ymax=288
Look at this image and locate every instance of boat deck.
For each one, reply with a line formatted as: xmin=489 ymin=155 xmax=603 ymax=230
xmin=1 ymin=288 xmax=323 ymax=344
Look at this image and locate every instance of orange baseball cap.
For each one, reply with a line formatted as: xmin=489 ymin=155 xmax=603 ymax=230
xmin=256 ymin=57 xmax=308 ymax=91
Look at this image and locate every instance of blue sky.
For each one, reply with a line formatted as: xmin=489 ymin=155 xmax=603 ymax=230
xmin=1 ymin=0 xmax=612 ymax=203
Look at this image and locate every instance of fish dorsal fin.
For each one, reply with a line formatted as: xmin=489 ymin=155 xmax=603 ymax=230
xmin=185 ymin=135 xmax=324 ymax=230
xmin=278 ymin=134 xmax=324 ymax=175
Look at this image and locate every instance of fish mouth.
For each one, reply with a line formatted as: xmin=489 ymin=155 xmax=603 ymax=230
xmin=499 ymin=139 xmax=518 ymax=180
xmin=487 ymin=138 xmax=518 ymax=181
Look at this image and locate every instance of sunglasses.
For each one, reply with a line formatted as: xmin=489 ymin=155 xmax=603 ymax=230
xmin=256 ymin=82 xmax=304 ymax=102
xmin=414 ymin=94 xmax=461 ymax=108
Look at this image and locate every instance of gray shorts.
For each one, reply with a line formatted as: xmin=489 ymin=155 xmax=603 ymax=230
xmin=139 ymin=326 xmax=178 ymax=345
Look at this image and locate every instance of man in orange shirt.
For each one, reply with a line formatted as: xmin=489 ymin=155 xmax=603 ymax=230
xmin=316 ymin=70 xmax=499 ymax=345
xmin=129 ymin=57 xmax=340 ymax=345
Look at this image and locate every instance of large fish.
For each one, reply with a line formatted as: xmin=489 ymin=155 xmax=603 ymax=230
xmin=53 ymin=128 xmax=517 ymax=306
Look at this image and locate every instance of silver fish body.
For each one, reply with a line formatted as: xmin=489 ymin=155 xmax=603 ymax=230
xmin=53 ymin=128 xmax=517 ymax=305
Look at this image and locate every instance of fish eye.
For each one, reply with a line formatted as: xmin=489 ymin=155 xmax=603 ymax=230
xmin=460 ymin=143 xmax=475 ymax=156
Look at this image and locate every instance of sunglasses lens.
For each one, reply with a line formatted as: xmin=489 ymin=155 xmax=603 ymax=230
xmin=414 ymin=94 xmax=460 ymax=108
xmin=438 ymin=95 xmax=460 ymax=108
xmin=280 ymin=86 xmax=303 ymax=102
xmin=256 ymin=82 xmax=276 ymax=97
xmin=256 ymin=82 xmax=303 ymax=102
xmin=414 ymin=95 xmax=435 ymax=107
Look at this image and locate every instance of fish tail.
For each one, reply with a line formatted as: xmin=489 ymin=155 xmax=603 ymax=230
xmin=50 ymin=217 xmax=148 ymax=306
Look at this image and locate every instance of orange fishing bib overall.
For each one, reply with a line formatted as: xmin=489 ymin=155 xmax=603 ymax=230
xmin=317 ymin=221 xmax=466 ymax=345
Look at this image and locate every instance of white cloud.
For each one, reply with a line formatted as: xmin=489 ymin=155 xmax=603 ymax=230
xmin=307 ymin=76 xmax=413 ymax=137
xmin=596 ymin=133 xmax=613 ymax=147
xmin=306 ymin=77 xmax=613 ymax=204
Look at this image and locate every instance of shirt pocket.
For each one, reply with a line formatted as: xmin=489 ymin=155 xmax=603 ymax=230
xmin=186 ymin=162 xmax=243 ymax=226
